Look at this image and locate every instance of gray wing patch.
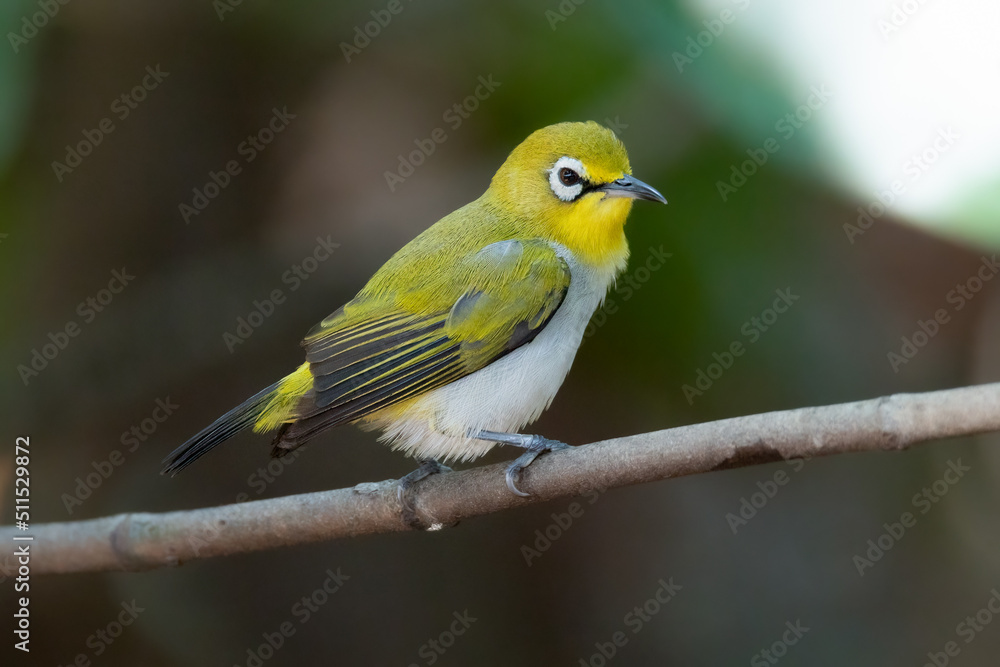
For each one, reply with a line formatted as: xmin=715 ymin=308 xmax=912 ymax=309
xmin=474 ymin=239 xmax=523 ymax=270
xmin=447 ymin=290 xmax=486 ymax=329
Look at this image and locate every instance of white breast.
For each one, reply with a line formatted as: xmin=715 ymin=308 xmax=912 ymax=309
xmin=366 ymin=243 xmax=617 ymax=463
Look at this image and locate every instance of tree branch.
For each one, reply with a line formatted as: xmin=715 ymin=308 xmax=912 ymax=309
xmin=4 ymin=383 xmax=999 ymax=576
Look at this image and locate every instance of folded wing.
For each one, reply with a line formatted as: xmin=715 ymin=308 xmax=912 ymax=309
xmin=272 ymin=239 xmax=571 ymax=452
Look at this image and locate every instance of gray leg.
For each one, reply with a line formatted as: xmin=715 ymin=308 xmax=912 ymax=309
xmin=397 ymin=459 xmax=452 ymax=528
xmin=471 ymin=430 xmax=572 ymax=497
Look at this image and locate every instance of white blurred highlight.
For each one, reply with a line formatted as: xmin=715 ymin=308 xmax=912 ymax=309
xmin=694 ymin=0 xmax=1000 ymax=239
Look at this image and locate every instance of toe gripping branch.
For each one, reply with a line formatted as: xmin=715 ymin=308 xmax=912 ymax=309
xmin=394 ymin=432 xmax=573 ymax=531
xmin=471 ymin=430 xmax=572 ymax=497
xmin=396 ymin=459 xmax=451 ymax=529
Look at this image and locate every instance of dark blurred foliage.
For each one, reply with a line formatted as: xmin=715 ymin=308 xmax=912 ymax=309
xmin=1 ymin=1 xmax=998 ymax=665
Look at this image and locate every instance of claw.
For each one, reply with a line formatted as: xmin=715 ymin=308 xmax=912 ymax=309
xmin=502 ymin=436 xmax=571 ymax=497
xmin=505 ymin=458 xmax=535 ymax=497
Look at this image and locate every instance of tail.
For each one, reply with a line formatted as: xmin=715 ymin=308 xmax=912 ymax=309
xmin=160 ymin=382 xmax=281 ymax=476
xmin=161 ymin=363 xmax=314 ymax=476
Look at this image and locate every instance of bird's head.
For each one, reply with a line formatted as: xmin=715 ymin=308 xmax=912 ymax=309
xmin=486 ymin=121 xmax=666 ymax=269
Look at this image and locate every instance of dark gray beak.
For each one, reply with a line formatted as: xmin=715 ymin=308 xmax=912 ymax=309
xmin=598 ymin=175 xmax=667 ymax=204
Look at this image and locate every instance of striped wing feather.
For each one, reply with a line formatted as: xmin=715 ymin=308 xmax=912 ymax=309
xmin=272 ymin=240 xmax=570 ymax=452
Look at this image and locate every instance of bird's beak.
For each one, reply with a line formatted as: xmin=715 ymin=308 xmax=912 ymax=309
xmin=597 ymin=175 xmax=667 ymax=204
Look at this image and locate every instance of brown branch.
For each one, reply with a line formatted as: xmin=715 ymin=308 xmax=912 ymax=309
xmin=4 ymin=383 xmax=999 ymax=576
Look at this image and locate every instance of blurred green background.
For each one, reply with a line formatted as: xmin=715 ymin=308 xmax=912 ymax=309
xmin=2 ymin=0 xmax=999 ymax=665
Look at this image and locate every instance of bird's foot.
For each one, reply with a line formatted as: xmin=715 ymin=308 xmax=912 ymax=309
xmin=504 ymin=437 xmax=571 ymax=497
xmin=397 ymin=459 xmax=451 ymax=529
xmin=471 ymin=430 xmax=572 ymax=497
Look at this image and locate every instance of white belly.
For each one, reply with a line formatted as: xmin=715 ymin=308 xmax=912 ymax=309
xmin=366 ymin=244 xmax=616 ymax=463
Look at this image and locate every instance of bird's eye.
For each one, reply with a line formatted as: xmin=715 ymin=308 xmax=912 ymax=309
xmin=549 ymin=156 xmax=587 ymax=202
xmin=559 ymin=168 xmax=580 ymax=186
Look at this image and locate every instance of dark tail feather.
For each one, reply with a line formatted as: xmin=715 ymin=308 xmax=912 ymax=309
xmin=161 ymin=382 xmax=279 ymax=476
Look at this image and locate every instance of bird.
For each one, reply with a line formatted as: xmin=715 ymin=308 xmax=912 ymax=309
xmin=162 ymin=121 xmax=666 ymax=502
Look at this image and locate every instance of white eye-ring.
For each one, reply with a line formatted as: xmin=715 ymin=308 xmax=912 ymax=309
xmin=548 ymin=156 xmax=587 ymax=202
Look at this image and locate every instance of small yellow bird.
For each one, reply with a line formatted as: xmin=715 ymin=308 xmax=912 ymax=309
xmin=162 ymin=121 xmax=665 ymax=499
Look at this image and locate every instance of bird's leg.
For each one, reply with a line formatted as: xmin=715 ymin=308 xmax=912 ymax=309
xmin=397 ymin=459 xmax=452 ymax=528
xmin=470 ymin=430 xmax=572 ymax=497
